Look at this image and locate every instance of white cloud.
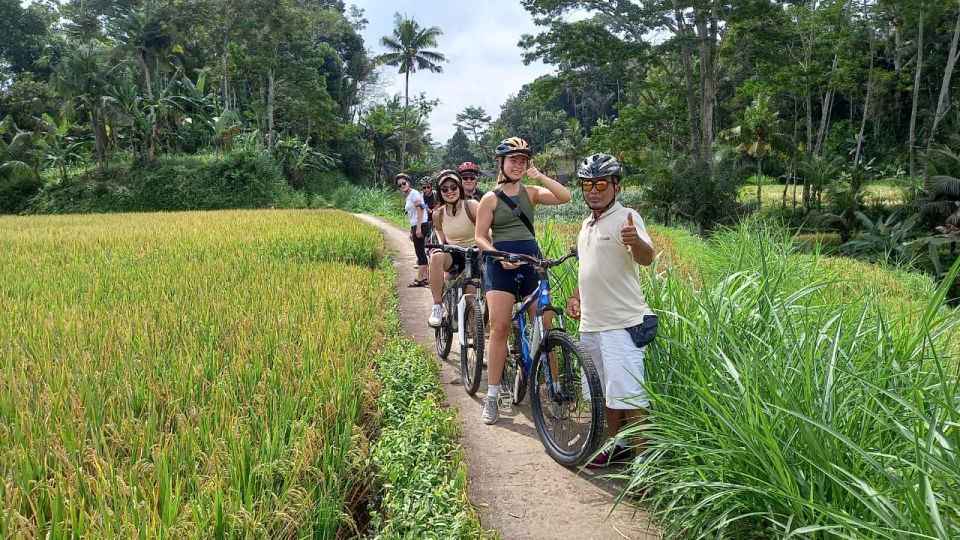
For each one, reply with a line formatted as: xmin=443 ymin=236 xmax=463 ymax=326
xmin=353 ymin=0 xmax=556 ymax=144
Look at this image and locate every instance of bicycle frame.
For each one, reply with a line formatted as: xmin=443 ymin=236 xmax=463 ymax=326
xmin=511 ymin=267 xmax=567 ymax=393
xmin=425 ymin=244 xmax=483 ymax=348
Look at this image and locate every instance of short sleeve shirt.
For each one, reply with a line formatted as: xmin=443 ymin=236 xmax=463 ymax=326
xmin=404 ymin=190 xmax=426 ymax=226
xmin=576 ymin=202 xmax=654 ymax=332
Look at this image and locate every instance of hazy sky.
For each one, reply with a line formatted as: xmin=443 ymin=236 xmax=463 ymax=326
xmin=352 ymin=1 xmax=557 ymax=144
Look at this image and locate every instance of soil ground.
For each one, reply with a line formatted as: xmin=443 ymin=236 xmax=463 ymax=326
xmin=356 ymin=214 xmax=660 ymax=540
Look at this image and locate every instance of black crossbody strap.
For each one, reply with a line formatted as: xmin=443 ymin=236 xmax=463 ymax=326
xmin=494 ymin=188 xmax=535 ymax=236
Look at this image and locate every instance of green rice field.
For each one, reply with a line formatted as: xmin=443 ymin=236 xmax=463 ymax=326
xmin=0 ymin=210 xmax=389 ymax=538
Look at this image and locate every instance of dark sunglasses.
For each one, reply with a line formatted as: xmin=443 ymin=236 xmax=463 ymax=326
xmin=396 ymin=181 xmax=408 ymax=188
xmin=461 ymin=175 xmax=477 ymax=181
xmin=581 ymin=179 xmax=611 ymax=192
xmin=439 ymin=185 xmax=459 ymax=193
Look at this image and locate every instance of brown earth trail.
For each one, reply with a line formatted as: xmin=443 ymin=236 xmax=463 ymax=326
xmin=356 ymin=214 xmax=659 ymax=540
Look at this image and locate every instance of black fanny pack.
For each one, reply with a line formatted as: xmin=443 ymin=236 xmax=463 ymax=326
xmin=626 ymin=315 xmax=658 ymax=348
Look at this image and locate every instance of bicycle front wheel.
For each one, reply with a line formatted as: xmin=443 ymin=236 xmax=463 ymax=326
xmin=434 ymin=289 xmax=454 ymax=359
xmin=460 ymin=295 xmax=484 ymax=396
xmin=529 ymin=332 xmax=604 ymax=467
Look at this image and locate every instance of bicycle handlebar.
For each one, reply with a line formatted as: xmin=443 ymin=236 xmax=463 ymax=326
xmin=481 ymin=248 xmax=578 ymax=269
xmin=424 ymin=244 xmax=481 ymax=255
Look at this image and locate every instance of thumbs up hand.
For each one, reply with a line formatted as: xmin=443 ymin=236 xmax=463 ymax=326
xmin=621 ymin=212 xmax=641 ymax=247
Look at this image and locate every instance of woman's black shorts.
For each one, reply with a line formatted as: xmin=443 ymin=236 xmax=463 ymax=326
xmin=483 ymin=239 xmax=540 ymax=299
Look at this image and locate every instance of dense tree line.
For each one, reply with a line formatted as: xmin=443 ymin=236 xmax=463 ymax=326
xmin=434 ymin=0 xmax=958 ymax=285
xmin=0 ymin=2 xmax=452 ymax=211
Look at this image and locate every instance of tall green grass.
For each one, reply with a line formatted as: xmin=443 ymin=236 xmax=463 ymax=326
xmin=621 ymin=225 xmax=960 ymax=538
xmin=0 ymin=210 xmax=389 ymax=538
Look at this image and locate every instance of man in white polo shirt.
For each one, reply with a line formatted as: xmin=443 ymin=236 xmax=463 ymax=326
xmin=566 ymin=153 xmax=657 ymax=468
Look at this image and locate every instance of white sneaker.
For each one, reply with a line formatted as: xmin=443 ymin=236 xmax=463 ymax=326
xmin=428 ymin=304 xmax=443 ymax=327
xmin=481 ymin=395 xmax=499 ymax=425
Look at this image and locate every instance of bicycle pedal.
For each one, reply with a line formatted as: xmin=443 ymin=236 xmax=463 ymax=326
xmin=497 ymin=392 xmax=513 ymax=411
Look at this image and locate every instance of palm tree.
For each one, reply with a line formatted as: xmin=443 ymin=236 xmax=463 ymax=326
xmin=377 ymin=14 xmax=445 ymax=170
xmin=719 ymin=93 xmax=789 ymax=208
xmin=51 ymin=45 xmax=119 ymax=166
xmin=109 ymin=7 xmax=173 ymax=100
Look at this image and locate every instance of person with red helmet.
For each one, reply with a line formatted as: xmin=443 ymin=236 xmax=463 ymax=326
xmin=473 ymin=137 xmax=572 ymax=425
xmin=457 ymin=161 xmax=485 ymax=201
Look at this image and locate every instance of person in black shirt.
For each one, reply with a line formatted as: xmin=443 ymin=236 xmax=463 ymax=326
xmin=420 ymin=176 xmax=437 ymax=222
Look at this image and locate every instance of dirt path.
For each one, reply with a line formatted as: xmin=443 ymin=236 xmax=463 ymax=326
xmin=356 ymin=214 xmax=658 ymax=540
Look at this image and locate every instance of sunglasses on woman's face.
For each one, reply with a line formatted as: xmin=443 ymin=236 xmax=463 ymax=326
xmin=461 ymin=175 xmax=477 ymax=181
xmin=396 ymin=181 xmax=408 ymax=188
xmin=581 ymin=179 xmax=611 ymax=192
xmin=439 ymin=185 xmax=459 ymax=193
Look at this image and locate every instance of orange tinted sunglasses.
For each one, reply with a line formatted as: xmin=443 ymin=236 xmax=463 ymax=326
xmin=580 ymin=179 xmax=611 ymax=192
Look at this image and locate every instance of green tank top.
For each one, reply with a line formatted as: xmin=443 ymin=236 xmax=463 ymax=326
xmin=492 ymin=185 xmax=535 ymax=242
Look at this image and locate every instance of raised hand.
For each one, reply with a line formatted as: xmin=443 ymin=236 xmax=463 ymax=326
xmin=526 ymin=161 xmax=543 ymax=182
xmin=621 ymin=212 xmax=640 ymax=247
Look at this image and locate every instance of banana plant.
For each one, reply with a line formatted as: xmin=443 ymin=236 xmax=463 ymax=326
xmin=273 ymin=134 xmax=338 ymax=188
xmin=38 ymin=114 xmax=87 ymax=185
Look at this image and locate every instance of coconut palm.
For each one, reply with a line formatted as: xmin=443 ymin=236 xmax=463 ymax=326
xmin=377 ymin=14 xmax=445 ymax=170
xmin=109 ymin=7 xmax=173 ymax=100
xmin=719 ymin=93 xmax=790 ymax=208
xmin=51 ymin=45 xmax=119 ymax=166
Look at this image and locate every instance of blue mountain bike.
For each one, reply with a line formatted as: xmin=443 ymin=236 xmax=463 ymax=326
xmin=484 ymin=248 xmax=605 ymax=467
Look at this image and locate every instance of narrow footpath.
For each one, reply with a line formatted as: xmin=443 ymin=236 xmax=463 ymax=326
xmin=356 ymin=214 xmax=659 ymax=540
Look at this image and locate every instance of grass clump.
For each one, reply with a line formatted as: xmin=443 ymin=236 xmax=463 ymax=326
xmin=620 ymin=225 xmax=960 ymax=538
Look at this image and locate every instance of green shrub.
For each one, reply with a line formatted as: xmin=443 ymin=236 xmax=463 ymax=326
xmin=0 ymin=173 xmax=42 ymax=214
xmin=369 ymin=327 xmax=484 ymax=538
xmin=302 ymin=170 xmax=349 ymax=202
xmin=615 ymin=224 xmax=960 ymax=538
xmin=28 ymin=149 xmax=301 ymax=214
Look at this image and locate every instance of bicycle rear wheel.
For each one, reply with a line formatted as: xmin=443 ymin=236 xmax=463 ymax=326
xmin=460 ymin=295 xmax=484 ymax=396
xmin=434 ymin=289 xmax=453 ymax=359
xmin=529 ymin=332 xmax=604 ymax=467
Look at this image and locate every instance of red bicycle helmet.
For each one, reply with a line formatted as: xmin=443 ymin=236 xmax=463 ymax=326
xmin=457 ymin=162 xmax=480 ymax=176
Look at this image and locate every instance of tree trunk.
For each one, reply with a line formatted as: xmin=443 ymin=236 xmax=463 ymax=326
xmin=814 ymin=52 xmax=839 ymax=156
xmin=400 ymin=70 xmax=409 ymax=171
xmin=909 ymin=9 xmax=924 ymax=196
xmin=695 ymin=10 xmax=717 ymax=169
xmin=854 ymin=39 xmax=876 ymax=168
xmin=674 ymin=8 xmax=700 ymax=155
xmin=267 ymin=68 xmax=275 ymax=151
xmin=756 ymin=160 xmax=763 ymax=209
xmin=928 ymin=2 xmax=960 ymax=147
xmin=91 ymin=107 xmax=107 ymax=167
xmin=790 ymin=98 xmax=799 ymax=207
xmin=138 ymin=50 xmax=154 ymax=99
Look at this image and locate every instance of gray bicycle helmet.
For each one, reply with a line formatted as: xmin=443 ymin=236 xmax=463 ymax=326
xmin=577 ymin=153 xmax=623 ymax=182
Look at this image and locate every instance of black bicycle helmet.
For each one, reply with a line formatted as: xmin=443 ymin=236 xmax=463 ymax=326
xmin=420 ymin=175 xmax=433 ymax=187
xmin=577 ymin=153 xmax=623 ymax=182
xmin=494 ymin=137 xmax=532 ymax=158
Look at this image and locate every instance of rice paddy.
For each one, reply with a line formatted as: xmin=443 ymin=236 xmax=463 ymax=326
xmin=0 ymin=210 xmax=389 ymax=538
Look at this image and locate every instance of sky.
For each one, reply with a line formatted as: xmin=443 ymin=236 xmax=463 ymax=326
xmin=352 ymin=0 xmax=558 ymax=144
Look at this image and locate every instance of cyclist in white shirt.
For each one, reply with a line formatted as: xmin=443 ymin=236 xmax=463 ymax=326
xmin=565 ymin=153 xmax=657 ymax=467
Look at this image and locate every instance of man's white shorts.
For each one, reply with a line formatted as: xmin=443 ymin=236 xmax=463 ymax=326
xmin=580 ymin=328 xmax=650 ymax=409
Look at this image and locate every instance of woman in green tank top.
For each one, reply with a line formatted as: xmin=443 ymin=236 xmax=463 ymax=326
xmin=473 ymin=136 xmax=572 ymax=425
